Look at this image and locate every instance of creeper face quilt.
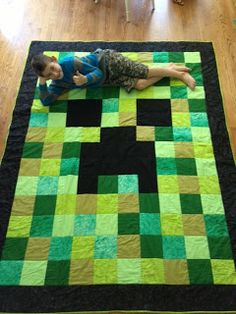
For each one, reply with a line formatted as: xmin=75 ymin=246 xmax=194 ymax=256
xmin=0 ymin=49 xmax=235 ymax=289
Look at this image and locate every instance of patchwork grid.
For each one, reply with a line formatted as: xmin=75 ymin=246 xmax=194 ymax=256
xmin=0 ymin=51 xmax=235 ymax=286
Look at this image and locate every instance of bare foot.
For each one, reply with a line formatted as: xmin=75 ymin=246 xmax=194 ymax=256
xmin=180 ymin=72 xmax=196 ymax=90
xmin=169 ymin=63 xmax=191 ymax=73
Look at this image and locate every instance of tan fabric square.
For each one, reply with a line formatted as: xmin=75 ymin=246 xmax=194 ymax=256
xmin=69 ymin=259 xmax=93 ymax=284
xmin=119 ymin=113 xmax=136 ymax=126
xmin=42 ymin=143 xmax=63 ymax=158
xmin=137 ymin=52 xmax=153 ymax=63
xmin=11 ymin=196 xmax=35 ymax=216
xmin=137 ymin=126 xmax=155 ymax=141
xmin=118 ymin=235 xmax=140 ymax=258
xmin=26 ymin=128 xmax=47 ymax=142
xmin=76 ymin=194 xmax=97 ymax=214
xmin=19 ymin=159 xmax=41 ymax=176
xmin=171 ymin=99 xmax=189 ymax=112
xmin=25 ymin=237 xmax=50 ymax=260
xmin=164 ymin=259 xmax=189 ymax=284
xmin=182 ymin=214 xmax=206 ymax=236
xmin=175 ymin=143 xmax=194 ymax=158
xmin=118 ymin=194 xmax=139 ymax=213
xmin=178 ymin=176 xmax=200 ymax=194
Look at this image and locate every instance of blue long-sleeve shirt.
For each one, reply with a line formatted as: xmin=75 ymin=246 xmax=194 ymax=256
xmin=39 ymin=53 xmax=105 ymax=106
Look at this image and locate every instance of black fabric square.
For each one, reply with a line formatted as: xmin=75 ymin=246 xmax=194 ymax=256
xmin=66 ymin=99 xmax=102 ymax=127
xmin=137 ymin=99 xmax=172 ymax=126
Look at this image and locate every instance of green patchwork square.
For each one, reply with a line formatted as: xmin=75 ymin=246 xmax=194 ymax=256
xmin=173 ymin=127 xmax=192 ymax=142
xmin=172 ymin=113 xmax=190 ymax=127
xmin=97 ymin=194 xmax=118 ymax=214
xmin=64 ymin=127 xmax=83 ymax=142
xmin=74 ymin=215 xmax=96 ymax=236
xmin=169 ymin=52 xmax=185 ymax=63
xmin=204 ymin=215 xmax=229 ymax=236
xmin=48 ymin=237 xmax=72 ymax=261
xmin=52 ymin=215 xmax=74 ymax=236
xmin=22 ymin=142 xmax=44 ymax=158
xmin=81 ymin=127 xmax=100 ymax=142
xmin=153 ymin=51 xmax=169 ymax=63
xmin=29 ymin=113 xmax=48 ymax=127
xmin=96 ymin=214 xmax=118 ymax=235
xmin=45 ymin=128 xmax=65 ymax=142
xmin=201 ymin=194 xmax=224 ymax=214
xmin=171 ymin=86 xmax=188 ymax=99
xmin=98 ymin=175 xmax=118 ymax=194
xmin=34 ymin=195 xmax=56 ymax=215
xmin=157 ymin=175 xmax=179 ymax=193
xmin=45 ymin=260 xmax=70 ymax=285
xmin=62 ymin=142 xmax=81 ymax=158
xmin=30 ymin=215 xmax=54 ymax=237
xmin=72 ymin=236 xmax=95 ymax=259
xmin=155 ymin=142 xmax=175 ymax=157
xmin=180 ymin=194 xmax=202 ymax=214
xmin=55 ymin=195 xmax=77 ymax=215
xmin=1 ymin=238 xmax=28 ymax=260
xmin=140 ymin=213 xmax=161 ymax=235
xmin=188 ymin=259 xmax=213 ymax=284
xmin=195 ymin=158 xmax=217 ymax=176
xmin=0 ymin=261 xmax=23 ymax=285
xmin=159 ymin=194 xmax=181 ymax=214
xmin=94 ymin=259 xmax=117 ymax=284
xmin=118 ymin=259 xmax=141 ymax=283
xmin=185 ymin=236 xmax=210 ymax=259
xmin=211 ymin=260 xmax=236 ymax=284
xmin=15 ymin=176 xmax=38 ymax=196
xmin=118 ymin=174 xmax=138 ymax=193
xmin=139 ymin=193 xmax=160 ymax=213
xmin=155 ymin=127 xmax=173 ymax=141
xmin=47 ymin=113 xmax=66 ymax=127
xmin=119 ymin=98 xmax=136 ymax=113
xmin=184 ymin=52 xmax=201 ymax=63
xmin=102 ymin=98 xmax=119 ymax=113
xmin=57 ymin=175 xmax=78 ymax=195
xmin=118 ymin=213 xmax=140 ymax=234
xmin=60 ymin=158 xmax=79 ymax=176
xmin=7 ymin=216 xmax=32 ymax=237
xmin=40 ymin=159 xmax=61 ymax=176
xmin=20 ymin=261 xmax=47 ymax=285
xmin=176 ymin=158 xmax=197 ymax=175
xmin=188 ymin=99 xmax=206 ymax=112
xmin=208 ymin=236 xmax=233 ymax=259
xmin=141 ymin=235 xmax=163 ymax=258
xmin=161 ymin=214 xmax=183 ymax=235
xmin=190 ymin=112 xmax=208 ymax=127
xmin=141 ymin=258 xmax=165 ymax=284
xmin=94 ymin=236 xmax=117 ymax=259
xmin=162 ymin=236 xmax=186 ymax=259
xmin=156 ymin=157 xmax=177 ymax=175
xmin=49 ymin=100 xmax=68 ymax=113
xmin=101 ymin=112 xmax=119 ymax=127
xmin=37 ymin=176 xmax=59 ymax=195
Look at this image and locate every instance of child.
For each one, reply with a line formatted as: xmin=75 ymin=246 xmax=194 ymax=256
xmin=31 ymin=49 xmax=195 ymax=106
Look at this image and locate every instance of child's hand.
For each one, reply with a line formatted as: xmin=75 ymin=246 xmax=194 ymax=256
xmin=73 ymin=71 xmax=88 ymax=86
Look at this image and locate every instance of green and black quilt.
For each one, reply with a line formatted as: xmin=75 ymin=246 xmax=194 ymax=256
xmin=0 ymin=41 xmax=236 ymax=313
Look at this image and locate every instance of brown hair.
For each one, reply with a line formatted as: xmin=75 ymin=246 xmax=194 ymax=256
xmin=31 ymin=54 xmax=52 ymax=76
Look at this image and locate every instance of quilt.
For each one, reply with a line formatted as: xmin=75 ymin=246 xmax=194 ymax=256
xmin=0 ymin=41 xmax=236 ymax=313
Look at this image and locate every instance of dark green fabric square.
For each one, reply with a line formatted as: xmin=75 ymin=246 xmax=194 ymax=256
xmin=62 ymin=142 xmax=81 ymax=158
xmin=155 ymin=127 xmax=173 ymax=141
xmin=45 ymin=260 xmax=70 ymax=285
xmin=153 ymin=52 xmax=169 ymax=63
xmin=169 ymin=52 xmax=185 ymax=63
xmin=204 ymin=215 xmax=229 ymax=236
xmin=118 ymin=213 xmax=140 ymax=234
xmin=180 ymin=194 xmax=202 ymax=214
xmin=34 ymin=195 xmax=56 ymax=215
xmin=141 ymin=235 xmax=163 ymax=258
xmin=171 ymin=86 xmax=187 ymax=99
xmin=98 ymin=175 xmax=118 ymax=194
xmin=60 ymin=158 xmax=79 ymax=176
xmin=30 ymin=216 xmax=54 ymax=237
xmin=186 ymin=63 xmax=203 ymax=85
xmin=139 ymin=193 xmax=160 ymax=213
xmin=176 ymin=158 xmax=197 ymax=175
xmin=102 ymin=86 xmax=120 ymax=99
xmin=188 ymin=99 xmax=206 ymax=112
xmin=208 ymin=236 xmax=233 ymax=259
xmin=156 ymin=158 xmax=177 ymax=175
xmin=155 ymin=77 xmax=170 ymax=86
xmin=188 ymin=259 xmax=213 ymax=284
xmin=1 ymin=238 xmax=28 ymax=260
xmin=49 ymin=100 xmax=68 ymax=113
xmin=22 ymin=142 xmax=44 ymax=158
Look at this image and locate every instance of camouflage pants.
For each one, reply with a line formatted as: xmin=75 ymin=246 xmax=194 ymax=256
xmin=103 ymin=50 xmax=149 ymax=92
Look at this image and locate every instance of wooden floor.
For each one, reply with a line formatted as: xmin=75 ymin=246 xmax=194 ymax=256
xmin=0 ymin=0 xmax=236 ymax=161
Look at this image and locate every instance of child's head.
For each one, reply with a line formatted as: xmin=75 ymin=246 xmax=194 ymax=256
xmin=31 ymin=54 xmax=63 ymax=80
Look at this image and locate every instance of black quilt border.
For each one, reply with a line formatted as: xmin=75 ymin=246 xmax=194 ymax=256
xmin=0 ymin=41 xmax=236 ymax=312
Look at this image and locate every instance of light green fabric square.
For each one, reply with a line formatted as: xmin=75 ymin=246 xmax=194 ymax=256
xmin=159 ymin=194 xmax=181 ymax=213
xmin=141 ymin=258 xmax=165 ymax=284
xmin=31 ymin=99 xmax=49 ymax=113
xmin=101 ymin=113 xmax=119 ymax=127
xmin=155 ymin=142 xmax=175 ymax=157
xmin=72 ymin=236 xmax=95 ymax=259
xmin=136 ymin=86 xmax=154 ymax=99
xmin=172 ymin=113 xmax=190 ymax=127
xmin=193 ymin=143 xmax=214 ymax=159
xmin=118 ymin=259 xmax=141 ymax=283
xmin=211 ymin=260 xmax=236 ymax=284
xmin=201 ymin=194 xmax=225 ymax=214
xmin=153 ymin=86 xmax=171 ymax=98
xmin=64 ymin=127 xmax=83 ymax=142
xmin=58 ymin=175 xmax=78 ymax=195
xmin=199 ymin=176 xmax=220 ymax=194
xmin=97 ymin=194 xmax=118 ymax=214
xmin=96 ymin=214 xmax=118 ymax=235
xmin=119 ymin=99 xmax=136 ymax=113
xmin=119 ymin=88 xmax=137 ymax=99
xmin=20 ymin=261 xmax=47 ymax=285
xmin=118 ymin=174 xmax=138 ymax=193
xmin=40 ymin=159 xmax=61 ymax=176
xmin=195 ymin=158 xmax=217 ymax=176
xmin=102 ymin=99 xmax=119 ymax=113
xmin=122 ymin=52 xmax=138 ymax=61
xmin=188 ymin=86 xmax=205 ymax=99
xmin=185 ymin=236 xmax=210 ymax=259
xmin=15 ymin=176 xmax=38 ymax=195
xmin=45 ymin=128 xmax=65 ymax=142
xmin=82 ymin=127 xmax=100 ymax=142
xmin=53 ymin=215 xmax=74 ymax=236
xmin=184 ymin=52 xmax=201 ymax=63
xmin=94 ymin=259 xmax=117 ymax=284
xmin=65 ymin=89 xmax=86 ymax=100
xmin=157 ymin=176 xmax=179 ymax=193
xmin=44 ymin=51 xmax=59 ymax=58
xmin=161 ymin=214 xmax=183 ymax=235
xmin=7 ymin=216 xmax=32 ymax=237
xmin=47 ymin=113 xmax=67 ymax=127
xmin=55 ymin=195 xmax=77 ymax=215
xmin=192 ymin=127 xmax=212 ymax=143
